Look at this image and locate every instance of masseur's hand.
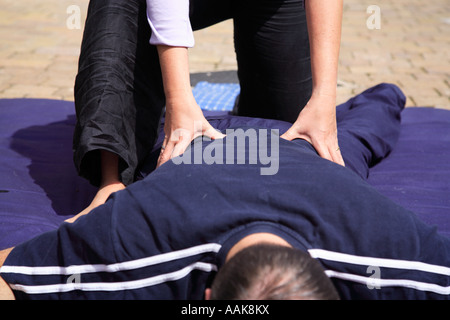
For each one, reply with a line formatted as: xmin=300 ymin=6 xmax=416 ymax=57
xmin=157 ymin=95 xmax=224 ymax=168
xmin=284 ymin=0 xmax=344 ymax=166
xmin=281 ymin=93 xmax=345 ymax=167
xmin=156 ymin=45 xmax=225 ymax=168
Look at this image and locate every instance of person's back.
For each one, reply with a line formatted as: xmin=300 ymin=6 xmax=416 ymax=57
xmin=1 ymin=84 xmax=449 ymax=300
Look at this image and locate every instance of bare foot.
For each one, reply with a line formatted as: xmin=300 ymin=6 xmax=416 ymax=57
xmin=65 ymin=182 xmax=125 ymax=223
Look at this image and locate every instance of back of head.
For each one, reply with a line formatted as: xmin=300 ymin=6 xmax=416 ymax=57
xmin=210 ymin=244 xmax=339 ymax=300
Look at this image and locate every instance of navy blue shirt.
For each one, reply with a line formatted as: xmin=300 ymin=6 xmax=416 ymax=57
xmin=1 ymin=84 xmax=449 ymax=300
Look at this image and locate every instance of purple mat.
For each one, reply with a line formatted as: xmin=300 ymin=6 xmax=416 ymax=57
xmin=0 ymin=98 xmax=449 ymax=250
xmin=367 ymin=108 xmax=450 ymax=234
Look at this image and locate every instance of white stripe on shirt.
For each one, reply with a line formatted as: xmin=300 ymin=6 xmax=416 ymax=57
xmin=9 ymin=262 xmax=217 ymax=294
xmin=309 ymin=248 xmax=449 ymax=295
xmin=308 ymin=249 xmax=450 ymax=276
xmin=325 ymin=270 xmax=450 ymax=295
xmin=0 ymin=243 xmax=221 ymax=276
xmin=2 ymin=245 xmax=448 ymax=296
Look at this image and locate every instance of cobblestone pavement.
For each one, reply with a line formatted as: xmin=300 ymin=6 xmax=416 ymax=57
xmin=0 ymin=0 xmax=448 ymax=108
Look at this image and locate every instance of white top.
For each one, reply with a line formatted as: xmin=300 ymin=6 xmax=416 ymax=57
xmin=146 ymin=0 xmax=195 ymax=47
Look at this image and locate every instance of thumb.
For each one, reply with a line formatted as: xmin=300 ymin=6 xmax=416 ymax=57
xmin=280 ymin=128 xmax=297 ymax=141
xmin=281 ymin=127 xmax=310 ymax=143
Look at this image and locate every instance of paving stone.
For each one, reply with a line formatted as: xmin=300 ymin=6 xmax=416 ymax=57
xmin=0 ymin=0 xmax=448 ymax=111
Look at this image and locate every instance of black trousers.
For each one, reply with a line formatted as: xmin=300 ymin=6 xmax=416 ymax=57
xmin=74 ymin=0 xmax=311 ymax=186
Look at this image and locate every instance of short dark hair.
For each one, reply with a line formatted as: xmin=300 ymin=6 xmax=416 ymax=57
xmin=210 ymin=244 xmax=340 ymax=300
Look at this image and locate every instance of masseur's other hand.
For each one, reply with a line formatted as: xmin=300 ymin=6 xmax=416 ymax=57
xmin=157 ymin=96 xmax=225 ymax=168
xmin=281 ymin=93 xmax=345 ymax=167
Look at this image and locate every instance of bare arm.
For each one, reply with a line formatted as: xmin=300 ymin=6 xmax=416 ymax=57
xmin=156 ymin=46 xmax=224 ymax=167
xmin=282 ymin=0 xmax=345 ymax=166
xmin=307 ymin=0 xmax=343 ymax=97
xmin=0 ymin=248 xmax=15 ymax=300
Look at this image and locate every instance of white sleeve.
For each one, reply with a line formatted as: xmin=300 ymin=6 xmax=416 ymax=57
xmin=146 ymin=0 xmax=195 ymax=47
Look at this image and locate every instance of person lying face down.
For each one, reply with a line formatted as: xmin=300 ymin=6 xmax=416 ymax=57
xmin=0 ymin=84 xmax=449 ymax=300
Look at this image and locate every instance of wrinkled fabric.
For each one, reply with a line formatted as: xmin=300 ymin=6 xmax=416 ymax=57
xmin=73 ymin=0 xmax=311 ymax=186
xmin=2 ymin=84 xmax=450 ymax=300
xmin=1 ymin=83 xmax=449 ymax=252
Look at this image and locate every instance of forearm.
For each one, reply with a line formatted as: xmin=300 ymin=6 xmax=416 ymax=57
xmin=157 ymin=45 xmax=195 ymax=105
xmin=305 ymin=0 xmax=343 ymax=98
